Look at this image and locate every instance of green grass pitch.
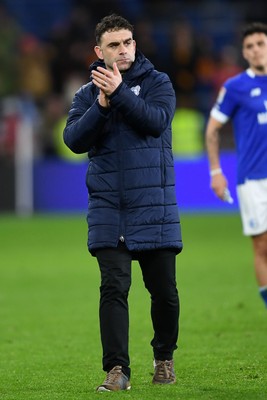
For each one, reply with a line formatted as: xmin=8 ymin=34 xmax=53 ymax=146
xmin=0 ymin=213 xmax=266 ymax=399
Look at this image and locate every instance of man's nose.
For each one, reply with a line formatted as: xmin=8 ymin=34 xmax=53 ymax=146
xmin=118 ymin=44 xmax=127 ymax=53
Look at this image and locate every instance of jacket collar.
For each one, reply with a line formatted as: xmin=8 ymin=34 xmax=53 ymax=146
xmin=88 ymin=50 xmax=154 ymax=82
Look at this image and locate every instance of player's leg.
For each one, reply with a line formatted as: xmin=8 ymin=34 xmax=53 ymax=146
xmin=237 ymin=178 xmax=267 ymax=306
xmin=251 ymin=232 xmax=267 ymax=306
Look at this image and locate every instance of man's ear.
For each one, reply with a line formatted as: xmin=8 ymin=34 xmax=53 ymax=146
xmin=94 ymin=46 xmax=103 ymax=60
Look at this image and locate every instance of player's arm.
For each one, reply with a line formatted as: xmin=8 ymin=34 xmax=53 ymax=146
xmin=205 ymin=116 xmax=228 ymax=200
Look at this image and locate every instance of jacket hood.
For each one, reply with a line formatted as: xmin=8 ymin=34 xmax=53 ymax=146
xmin=88 ymin=49 xmax=154 ymax=82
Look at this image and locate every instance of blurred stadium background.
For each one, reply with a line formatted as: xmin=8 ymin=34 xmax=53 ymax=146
xmin=1 ymin=0 xmax=267 ymax=215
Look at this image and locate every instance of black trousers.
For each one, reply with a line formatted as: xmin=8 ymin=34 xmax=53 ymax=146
xmin=95 ymin=243 xmax=180 ymax=379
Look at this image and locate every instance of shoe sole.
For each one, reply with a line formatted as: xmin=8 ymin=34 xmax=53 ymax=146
xmin=97 ymin=385 xmax=131 ymax=392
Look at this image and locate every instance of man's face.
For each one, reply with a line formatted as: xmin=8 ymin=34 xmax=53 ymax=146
xmin=94 ymin=29 xmax=136 ymax=72
xmin=243 ymin=32 xmax=267 ymax=73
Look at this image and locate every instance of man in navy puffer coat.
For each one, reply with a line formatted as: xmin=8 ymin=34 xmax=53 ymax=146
xmin=63 ymin=14 xmax=183 ymax=392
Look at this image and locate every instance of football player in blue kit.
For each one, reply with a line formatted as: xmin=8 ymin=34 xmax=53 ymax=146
xmin=205 ymin=22 xmax=267 ymax=307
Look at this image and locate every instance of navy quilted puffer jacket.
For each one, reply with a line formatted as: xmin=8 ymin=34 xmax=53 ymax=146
xmin=63 ymin=50 xmax=183 ymax=255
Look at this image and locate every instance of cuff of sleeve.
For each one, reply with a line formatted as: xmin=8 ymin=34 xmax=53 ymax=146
xmin=96 ymin=101 xmax=111 ymax=116
xmin=108 ymin=81 xmax=124 ymax=100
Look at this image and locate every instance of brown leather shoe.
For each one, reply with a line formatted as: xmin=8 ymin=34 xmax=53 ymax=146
xmin=152 ymin=359 xmax=176 ymax=384
xmin=96 ymin=366 xmax=131 ymax=392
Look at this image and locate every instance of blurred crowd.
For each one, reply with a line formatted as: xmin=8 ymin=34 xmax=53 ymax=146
xmin=1 ymin=0 xmax=267 ymax=161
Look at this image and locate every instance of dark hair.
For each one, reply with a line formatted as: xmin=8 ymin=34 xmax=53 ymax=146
xmin=242 ymin=22 xmax=267 ymax=40
xmin=95 ymin=14 xmax=134 ymax=45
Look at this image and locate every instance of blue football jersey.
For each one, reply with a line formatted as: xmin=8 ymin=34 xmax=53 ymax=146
xmin=211 ymin=68 xmax=267 ymax=184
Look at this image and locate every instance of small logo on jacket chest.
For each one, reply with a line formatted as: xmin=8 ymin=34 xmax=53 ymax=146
xmin=131 ymin=85 xmax=141 ymax=96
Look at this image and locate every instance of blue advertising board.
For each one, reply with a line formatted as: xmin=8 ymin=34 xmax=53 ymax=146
xmin=33 ymin=152 xmax=238 ymax=213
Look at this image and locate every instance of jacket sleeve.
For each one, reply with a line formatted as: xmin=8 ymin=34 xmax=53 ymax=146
xmin=109 ymin=72 xmax=176 ymax=138
xmin=63 ymin=84 xmax=111 ymax=154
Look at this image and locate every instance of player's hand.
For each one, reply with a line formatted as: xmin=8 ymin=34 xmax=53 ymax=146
xmin=92 ymin=62 xmax=122 ymax=97
xmin=211 ymin=173 xmax=228 ymax=201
